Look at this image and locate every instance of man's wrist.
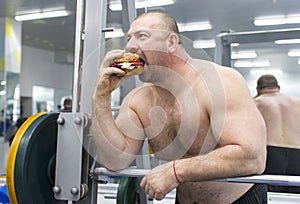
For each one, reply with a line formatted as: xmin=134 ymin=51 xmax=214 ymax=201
xmin=173 ymin=160 xmax=182 ymax=184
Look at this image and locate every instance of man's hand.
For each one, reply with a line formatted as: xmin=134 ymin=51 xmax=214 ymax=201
xmin=140 ymin=161 xmax=179 ymax=201
xmin=93 ymin=50 xmax=128 ymax=99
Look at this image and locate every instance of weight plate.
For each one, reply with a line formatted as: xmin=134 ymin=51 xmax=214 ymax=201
xmin=117 ymin=177 xmax=140 ymax=204
xmin=6 ymin=112 xmax=66 ymax=204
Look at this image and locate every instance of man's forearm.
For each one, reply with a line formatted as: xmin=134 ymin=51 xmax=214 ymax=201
xmin=175 ymin=144 xmax=265 ymax=183
xmin=92 ymin=97 xmax=135 ymax=170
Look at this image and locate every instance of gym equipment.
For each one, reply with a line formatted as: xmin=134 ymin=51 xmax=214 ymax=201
xmin=214 ymin=28 xmax=300 ymax=67
xmin=95 ymin=167 xmax=300 ymax=187
xmin=6 ymin=112 xmax=66 ymax=204
xmin=5 ymin=0 xmax=300 ymax=203
xmin=116 ymin=177 xmax=140 ymax=204
xmin=6 ymin=0 xmax=149 ymax=202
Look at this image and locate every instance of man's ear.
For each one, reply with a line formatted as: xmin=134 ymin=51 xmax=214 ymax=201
xmin=167 ymin=33 xmax=179 ymax=53
xmin=256 ymin=87 xmax=260 ymax=95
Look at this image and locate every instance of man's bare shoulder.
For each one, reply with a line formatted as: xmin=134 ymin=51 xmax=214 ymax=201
xmin=189 ymin=59 xmax=243 ymax=83
xmin=208 ymin=62 xmax=249 ymax=89
xmin=289 ymin=94 xmax=300 ymax=104
xmin=193 ymin=59 xmax=242 ymax=78
xmin=121 ymin=83 xmax=157 ymax=109
xmin=254 ymin=95 xmax=276 ymax=109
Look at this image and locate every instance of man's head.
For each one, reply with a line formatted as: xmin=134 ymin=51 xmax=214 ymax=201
xmin=134 ymin=12 xmax=182 ymax=44
xmin=63 ymin=98 xmax=72 ymax=108
xmin=126 ymin=12 xmax=183 ymax=60
xmin=126 ymin=12 xmax=187 ymax=82
xmin=256 ymin=74 xmax=280 ymax=95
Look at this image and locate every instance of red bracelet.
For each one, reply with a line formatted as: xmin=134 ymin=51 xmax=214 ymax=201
xmin=173 ymin=160 xmax=181 ymax=184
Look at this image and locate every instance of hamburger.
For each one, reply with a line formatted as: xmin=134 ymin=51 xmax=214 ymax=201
xmin=111 ymin=52 xmax=144 ymax=75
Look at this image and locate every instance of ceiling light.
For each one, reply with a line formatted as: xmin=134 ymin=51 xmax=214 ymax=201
xmin=275 ymin=39 xmax=300 ymax=44
xmin=15 ymin=10 xmax=69 ymax=21
xmin=230 ymin=43 xmax=240 ymax=47
xmin=285 ymin=14 xmax=300 ymax=24
xmin=234 ymin=60 xmax=270 ymax=68
xmin=252 ymin=61 xmax=271 ymax=67
xmin=231 ymin=51 xmax=257 ymax=59
xmin=288 ymin=49 xmax=300 ymax=57
xmin=105 ymin=28 xmax=124 ymax=38
xmin=250 ymin=69 xmax=283 ymax=76
xmin=109 ymin=0 xmax=174 ymax=11
xmin=298 ymin=59 xmax=300 ymax=65
xmin=254 ymin=14 xmax=300 ymax=26
xmin=178 ymin=21 xmax=212 ymax=32
xmin=193 ymin=39 xmax=215 ymax=49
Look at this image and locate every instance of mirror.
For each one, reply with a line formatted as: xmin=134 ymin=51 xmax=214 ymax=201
xmin=0 ymin=71 xmax=20 ymax=136
xmin=232 ymin=42 xmax=300 ymax=97
xmin=32 ymin=85 xmax=72 ymax=114
xmin=0 ymin=71 xmax=6 ymax=136
xmin=228 ymin=32 xmax=300 ymax=193
xmin=6 ymin=72 xmax=21 ymax=123
xmin=0 ymin=71 xmax=20 ymax=174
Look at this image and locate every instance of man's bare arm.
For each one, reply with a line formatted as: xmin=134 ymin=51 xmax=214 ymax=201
xmin=176 ymin=69 xmax=267 ymax=182
xmin=92 ymin=50 xmax=145 ymax=170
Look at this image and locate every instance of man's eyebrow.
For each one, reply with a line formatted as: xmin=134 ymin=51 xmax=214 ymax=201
xmin=127 ymin=29 xmax=151 ymax=36
xmin=125 ymin=31 xmax=140 ymax=40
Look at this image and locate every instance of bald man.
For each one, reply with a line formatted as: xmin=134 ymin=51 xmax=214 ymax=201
xmin=255 ymin=74 xmax=300 ymax=193
xmin=93 ymin=12 xmax=267 ymax=203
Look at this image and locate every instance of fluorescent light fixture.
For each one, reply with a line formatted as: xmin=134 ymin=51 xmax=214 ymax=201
xmin=275 ymin=39 xmax=300 ymax=44
xmin=178 ymin=21 xmax=212 ymax=32
xmin=298 ymin=59 xmax=300 ymax=65
xmin=0 ymin=90 xmax=6 ymax=96
xmin=231 ymin=51 xmax=257 ymax=59
xmin=15 ymin=10 xmax=69 ymax=21
xmin=193 ymin=39 xmax=215 ymax=49
xmin=254 ymin=14 xmax=300 ymax=26
xmin=250 ymin=69 xmax=283 ymax=76
xmin=105 ymin=28 xmax=124 ymax=38
xmin=0 ymin=81 xmax=6 ymax=86
xmin=109 ymin=0 xmax=174 ymax=11
xmin=230 ymin=43 xmax=240 ymax=47
xmin=234 ymin=60 xmax=270 ymax=68
xmin=288 ymin=49 xmax=300 ymax=57
xmin=285 ymin=14 xmax=300 ymax=24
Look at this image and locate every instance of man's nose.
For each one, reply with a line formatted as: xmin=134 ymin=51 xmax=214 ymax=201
xmin=125 ymin=39 xmax=139 ymax=53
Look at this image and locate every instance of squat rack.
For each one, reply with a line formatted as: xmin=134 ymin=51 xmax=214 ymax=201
xmin=214 ymin=27 xmax=300 ymax=67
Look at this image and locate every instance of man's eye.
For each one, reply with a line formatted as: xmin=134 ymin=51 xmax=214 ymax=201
xmin=138 ymin=33 xmax=147 ymax=39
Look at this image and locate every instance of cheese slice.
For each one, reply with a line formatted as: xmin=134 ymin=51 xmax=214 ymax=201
xmin=121 ymin=62 xmax=132 ymax=69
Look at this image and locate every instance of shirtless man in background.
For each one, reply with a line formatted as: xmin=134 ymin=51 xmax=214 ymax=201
xmin=255 ymin=74 xmax=300 ymax=193
xmin=93 ymin=12 xmax=267 ymax=203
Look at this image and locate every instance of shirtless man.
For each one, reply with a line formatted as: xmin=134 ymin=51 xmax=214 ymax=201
xmin=255 ymin=74 xmax=300 ymax=193
xmin=93 ymin=12 xmax=267 ymax=203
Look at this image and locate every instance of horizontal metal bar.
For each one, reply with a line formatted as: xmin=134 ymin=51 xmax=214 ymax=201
xmin=111 ymin=106 xmax=120 ymax=112
xmin=94 ymin=167 xmax=300 ymax=186
xmin=95 ymin=167 xmax=149 ymax=177
xmin=216 ymin=27 xmax=300 ymax=45
xmin=217 ymin=175 xmax=300 ymax=186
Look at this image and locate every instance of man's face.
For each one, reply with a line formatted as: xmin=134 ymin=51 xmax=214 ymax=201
xmin=126 ymin=15 xmax=171 ymax=67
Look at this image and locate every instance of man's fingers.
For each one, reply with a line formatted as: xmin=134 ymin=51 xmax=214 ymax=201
xmin=102 ymin=67 xmax=125 ymax=77
xmin=140 ymin=176 xmax=146 ymax=190
xmin=102 ymin=50 xmax=124 ymax=67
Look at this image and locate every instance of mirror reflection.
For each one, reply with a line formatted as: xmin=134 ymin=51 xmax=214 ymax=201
xmin=32 ymin=85 xmax=72 ymax=113
xmin=232 ymin=40 xmax=300 ymax=194
xmin=0 ymin=71 xmax=6 ymax=135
